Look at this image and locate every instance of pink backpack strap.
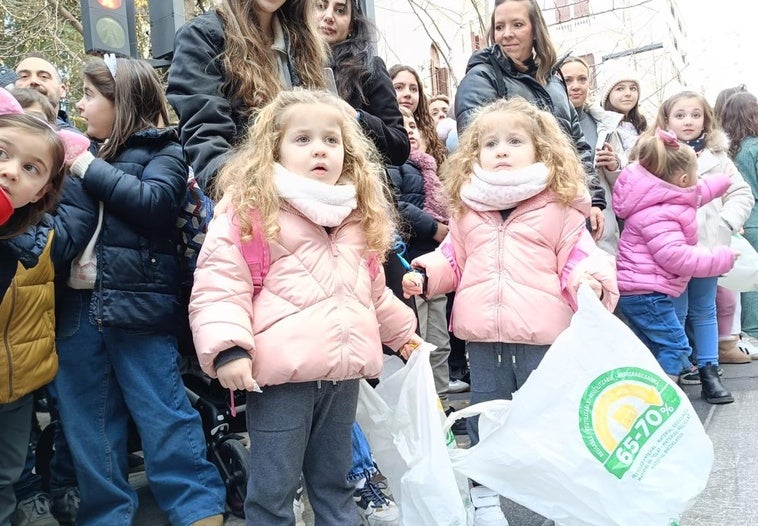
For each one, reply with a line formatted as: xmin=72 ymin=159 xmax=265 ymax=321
xmin=229 ymin=210 xmax=270 ymax=297
xmin=367 ymin=253 xmax=381 ymax=281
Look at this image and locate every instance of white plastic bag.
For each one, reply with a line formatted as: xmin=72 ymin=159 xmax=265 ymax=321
xmin=444 ymin=286 xmax=713 ymax=526
xmin=356 ymin=344 xmax=473 ymax=526
xmin=718 ymin=233 xmax=758 ymax=292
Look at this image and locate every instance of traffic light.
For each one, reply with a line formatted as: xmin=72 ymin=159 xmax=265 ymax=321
xmin=148 ymin=0 xmax=185 ymax=60
xmin=80 ymin=0 xmax=137 ymax=57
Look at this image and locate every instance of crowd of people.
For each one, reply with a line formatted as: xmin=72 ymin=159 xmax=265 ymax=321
xmin=1 ymin=0 xmax=757 ymax=525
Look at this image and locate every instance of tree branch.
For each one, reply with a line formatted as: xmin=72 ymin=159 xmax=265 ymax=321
xmin=47 ymin=0 xmax=82 ymax=34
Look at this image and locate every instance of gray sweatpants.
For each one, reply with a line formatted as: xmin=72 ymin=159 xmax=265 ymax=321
xmin=466 ymin=341 xmax=549 ymax=445
xmin=416 ymin=294 xmax=452 ymax=409
xmin=0 ymin=395 xmax=33 ymax=526
xmin=244 ymin=379 xmax=360 ymax=525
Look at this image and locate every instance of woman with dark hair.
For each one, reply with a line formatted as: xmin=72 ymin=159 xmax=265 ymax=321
xmin=167 ymin=0 xmax=328 ymax=192
xmin=454 ymin=0 xmax=606 ymax=240
xmin=389 ymin=64 xmax=447 ymax=168
xmin=315 ymin=0 xmax=409 ymax=166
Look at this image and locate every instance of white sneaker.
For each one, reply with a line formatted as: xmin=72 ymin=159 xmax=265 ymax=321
xmin=353 ymin=479 xmax=399 ymax=525
xmin=293 ymin=482 xmax=305 ymax=526
xmin=470 ymin=486 xmax=509 ymax=526
xmin=738 ymin=334 xmax=758 ymax=360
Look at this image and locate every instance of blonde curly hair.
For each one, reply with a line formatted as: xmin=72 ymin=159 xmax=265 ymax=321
xmin=442 ymin=97 xmax=586 ymax=216
xmin=216 ymin=89 xmax=398 ymax=260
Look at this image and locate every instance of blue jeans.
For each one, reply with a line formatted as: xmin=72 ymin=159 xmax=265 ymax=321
xmin=53 ymin=290 xmax=225 ymax=526
xmin=619 ymin=293 xmax=693 ymax=375
xmin=347 ymin=422 xmax=375 ymax=482
xmin=673 ymin=277 xmax=719 ymax=367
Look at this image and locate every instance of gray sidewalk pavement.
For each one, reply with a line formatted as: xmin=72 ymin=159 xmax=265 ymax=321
xmin=132 ymin=360 xmax=758 ymax=525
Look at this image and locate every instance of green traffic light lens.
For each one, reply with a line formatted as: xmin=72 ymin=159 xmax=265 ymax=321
xmin=95 ymin=16 xmax=126 ymax=49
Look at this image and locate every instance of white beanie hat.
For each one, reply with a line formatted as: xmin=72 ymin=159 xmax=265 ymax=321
xmin=595 ymin=64 xmax=641 ymax=108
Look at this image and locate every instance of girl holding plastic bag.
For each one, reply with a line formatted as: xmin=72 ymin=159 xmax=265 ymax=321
xmin=402 ymin=97 xmax=618 ymax=523
xmin=614 ymin=129 xmax=738 ymax=403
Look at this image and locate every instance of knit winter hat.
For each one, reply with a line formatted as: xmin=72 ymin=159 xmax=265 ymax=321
xmin=0 ymin=66 xmax=18 ymax=90
xmin=595 ymin=64 xmax=640 ymax=107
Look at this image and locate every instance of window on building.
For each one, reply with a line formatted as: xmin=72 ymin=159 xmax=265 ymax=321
xmin=556 ymin=0 xmax=570 ymax=23
xmin=430 ymin=44 xmax=449 ymax=97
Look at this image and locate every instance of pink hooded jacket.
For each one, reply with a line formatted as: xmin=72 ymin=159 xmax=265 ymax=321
xmin=613 ymin=162 xmax=736 ymax=296
xmin=189 ymin=207 xmax=417 ymax=387
xmin=412 ymin=190 xmax=618 ymax=345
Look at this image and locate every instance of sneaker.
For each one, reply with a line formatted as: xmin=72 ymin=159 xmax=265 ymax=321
xmin=293 ymin=482 xmax=305 ymax=526
xmin=679 ymin=365 xmax=723 ymax=385
xmin=738 ymin=334 xmax=758 ymax=360
xmin=449 ymin=378 xmax=470 ymax=393
xmin=470 ymin=486 xmax=509 ymax=526
xmin=51 ymin=487 xmax=78 ymax=526
xmin=718 ymin=338 xmax=751 ymax=364
xmin=353 ymin=479 xmax=399 ymax=525
xmin=12 ymin=493 xmax=60 ymax=526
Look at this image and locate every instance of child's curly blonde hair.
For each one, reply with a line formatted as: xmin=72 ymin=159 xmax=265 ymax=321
xmin=441 ymin=97 xmax=586 ymax=216
xmin=216 ymin=89 xmax=398 ymax=260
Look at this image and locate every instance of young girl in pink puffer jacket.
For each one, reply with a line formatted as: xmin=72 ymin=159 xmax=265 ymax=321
xmin=189 ymin=90 xmax=420 ymax=524
xmin=402 ymin=97 xmax=618 ymax=522
xmin=614 ymin=128 xmax=738 ymax=399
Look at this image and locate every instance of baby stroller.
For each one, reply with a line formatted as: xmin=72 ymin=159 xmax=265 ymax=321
xmin=180 ymin=354 xmax=249 ymax=518
xmin=35 ymin=351 xmax=250 ymax=519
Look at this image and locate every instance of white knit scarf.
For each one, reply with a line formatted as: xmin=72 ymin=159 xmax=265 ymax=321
xmin=460 ymin=163 xmax=549 ymax=211
xmin=274 ymin=163 xmax=357 ymax=226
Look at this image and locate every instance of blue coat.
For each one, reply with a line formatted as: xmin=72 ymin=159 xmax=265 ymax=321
xmin=56 ymin=128 xmax=187 ymax=333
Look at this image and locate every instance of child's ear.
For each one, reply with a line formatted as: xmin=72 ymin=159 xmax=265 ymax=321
xmin=675 ymin=172 xmax=689 ymax=188
xmin=29 ymin=183 xmax=51 ymax=203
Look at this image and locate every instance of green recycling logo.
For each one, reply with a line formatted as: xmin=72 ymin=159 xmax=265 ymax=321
xmin=579 ymin=367 xmax=682 ymax=479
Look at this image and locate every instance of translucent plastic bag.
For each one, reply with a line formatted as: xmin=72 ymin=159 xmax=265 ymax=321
xmin=718 ymin=233 xmax=758 ymax=292
xmin=444 ymin=286 xmax=713 ymax=526
xmin=356 ymin=344 xmax=473 ymax=526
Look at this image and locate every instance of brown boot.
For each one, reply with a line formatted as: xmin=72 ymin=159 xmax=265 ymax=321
xmin=719 ymin=338 xmax=751 ymax=364
xmin=190 ymin=515 xmax=224 ymax=526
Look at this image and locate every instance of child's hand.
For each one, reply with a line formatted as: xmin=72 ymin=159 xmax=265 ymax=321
xmin=595 ymin=142 xmax=620 ymax=171
xmin=580 ymin=272 xmax=603 ymax=299
xmin=216 ymin=357 xmax=260 ymax=392
xmin=400 ymin=334 xmax=424 ymax=360
xmin=402 ymin=270 xmax=424 ymax=298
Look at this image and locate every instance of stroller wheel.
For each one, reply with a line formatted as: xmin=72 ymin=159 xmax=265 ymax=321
xmin=215 ymin=437 xmax=249 ymax=518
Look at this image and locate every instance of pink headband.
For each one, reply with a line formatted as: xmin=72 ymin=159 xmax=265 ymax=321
xmin=656 ymin=128 xmax=679 ymax=149
xmin=0 ymin=87 xmax=90 ymax=164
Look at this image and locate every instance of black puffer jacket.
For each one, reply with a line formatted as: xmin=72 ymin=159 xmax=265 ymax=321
xmin=387 ymin=152 xmax=442 ymax=261
xmin=56 ymin=128 xmax=187 ymax=333
xmin=455 ymin=44 xmax=606 ymax=209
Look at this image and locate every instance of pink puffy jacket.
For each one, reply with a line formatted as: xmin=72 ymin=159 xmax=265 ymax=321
xmin=412 ymin=190 xmax=618 ymax=345
xmin=189 ymin=207 xmax=417 ymax=387
xmin=613 ymin=162 xmax=736 ymax=296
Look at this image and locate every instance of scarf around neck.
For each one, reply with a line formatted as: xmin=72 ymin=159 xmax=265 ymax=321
xmin=460 ymin=163 xmax=549 ymax=212
xmin=683 ymin=133 xmax=707 ymax=154
xmin=274 ymin=163 xmax=357 ymax=226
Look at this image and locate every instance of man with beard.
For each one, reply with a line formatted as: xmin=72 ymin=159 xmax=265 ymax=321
xmin=15 ymin=54 xmax=75 ymax=131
